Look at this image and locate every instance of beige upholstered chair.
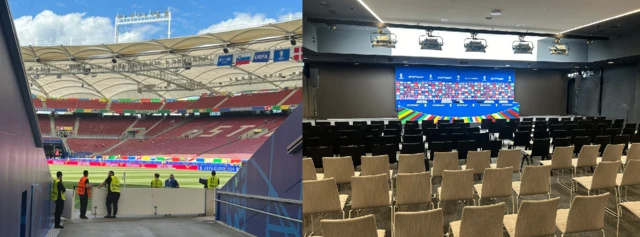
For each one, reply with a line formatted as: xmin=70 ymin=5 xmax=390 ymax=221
xmin=539 ymin=146 xmax=575 ymax=189
xmin=320 ymin=214 xmax=385 ymax=237
xmin=437 ymin=169 xmax=475 ymax=208
xmin=393 ymin=209 xmax=444 ymax=237
xmin=322 ymin=156 xmax=360 ymax=185
xmin=572 ymin=145 xmax=600 ymax=176
xmin=398 ymin=153 xmax=426 ymax=174
xmin=474 ymin=167 xmax=515 ymax=213
xmin=394 ymin=172 xmax=433 ymax=211
xmin=623 ymin=143 xmax=640 ymax=166
xmin=503 ymin=197 xmax=560 ymax=237
xmin=556 ymin=193 xmax=609 ymax=236
xmin=303 ymin=158 xmax=323 ymax=181
xmin=461 ymin=150 xmax=491 ymax=178
xmin=598 ymin=144 xmax=625 ymax=163
xmin=302 ymin=178 xmax=349 ymax=235
xmin=512 ymin=165 xmax=552 ymax=210
xmin=490 ymin=149 xmax=522 ymax=174
xmin=618 ymin=201 xmax=640 ymax=236
xmin=350 ymin=174 xmax=392 ymax=219
xmin=572 ymin=161 xmax=621 ymax=204
xmin=449 ymin=202 xmax=505 ymax=237
xmin=431 ymin=151 xmax=459 ymax=178
xmin=616 ymin=159 xmax=640 ymax=203
xmin=361 ymin=155 xmax=393 ymax=179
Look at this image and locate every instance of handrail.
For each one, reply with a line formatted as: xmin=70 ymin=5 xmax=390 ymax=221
xmin=216 ymin=190 xmax=301 ymax=204
xmin=215 ymin=199 xmax=302 ymax=223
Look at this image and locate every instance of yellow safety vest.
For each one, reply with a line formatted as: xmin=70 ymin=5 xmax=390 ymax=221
xmin=151 ymin=178 xmax=163 ymax=188
xmin=110 ymin=176 xmax=121 ymax=193
xmin=208 ymin=176 xmax=219 ymax=188
xmin=51 ymin=179 xmax=66 ymax=201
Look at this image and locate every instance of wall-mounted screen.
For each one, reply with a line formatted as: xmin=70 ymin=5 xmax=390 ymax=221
xmin=395 ymin=66 xmax=520 ymax=122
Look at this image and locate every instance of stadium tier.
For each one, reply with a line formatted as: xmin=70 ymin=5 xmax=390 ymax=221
xmin=43 ymin=114 xmax=285 ymax=158
xmin=162 ymin=100 xmax=195 ymax=110
xmin=37 ymin=114 xmax=51 ymax=135
xmin=186 ymin=96 xmax=227 ymax=109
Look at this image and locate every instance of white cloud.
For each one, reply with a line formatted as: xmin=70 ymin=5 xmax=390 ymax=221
xmin=197 ymin=12 xmax=301 ymax=35
xmin=13 ymin=10 xmax=157 ymax=46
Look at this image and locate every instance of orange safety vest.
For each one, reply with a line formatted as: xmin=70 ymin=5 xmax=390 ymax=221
xmin=77 ymin=177 xmax=91 ymax=197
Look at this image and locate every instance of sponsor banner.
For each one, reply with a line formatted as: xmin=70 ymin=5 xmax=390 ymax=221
xmin=198 ymin=163 xmax=240 ymax=172
xmin=228 ymin=107 xmax=253 ymax=112
xmin=36 ymin=108 xmax=53 ymax=112
xmin=47 ymin=159 xmax=237 ymax=171
xmin=217 ymin=54 xmax=233 ymax=66
xmin=252 ymin=51 xmax=270 ymax=63
xmin=251 ymin=106 xmax=266 ymax=111
xmin=218 ymin=108 xmax=230 ymax=112
xmin=293 ymin=47 xmax=302 ymax=61
xmin=235 ymin=53 xmax=252 ymax=65
xmin=273 ymin=49 xmax=290 ymax=62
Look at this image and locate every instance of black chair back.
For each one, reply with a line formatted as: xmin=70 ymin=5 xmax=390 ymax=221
xmin=517 ymin=126 xmax=532 ymax=132
xmin=498 ymin=126 xmax=515 ymax=140
xmin=613 ymin=134 xmax=630 ymax=150
xmin=573 ymin=136 xmax=591 ymax=154
xmin=553 ymin=137 xmax=571 ymax=150
xmin=372 ymin=144 xmax=397 ymax=164
xmin=307 ymin=146 xmax=333 ymax=168
xmin=403 ymin=134 xmax=423 ymax=144
xmin=450 ymin=133 xmax=466 ymax=149
xmin=405 ymin=123 xmax=419 ymax=131
xmin=401 ymin=143 xmax=425 ymax=156
xmin=363 ymin=135 xmax=379 ymax=153
xmin=465 ymin=127 xmax=480 ymax=134
xmin=513 ymin=131 xmax=531 ymax=149
xmin=340 ymin=145 xmax=365 ymax=167
xmin=429 ymin=141 xmax=452 ymax=160
xmin=457 ymin=140 xmax=477 ymax=160
xmin=371 ymin=121 xmax=385 ymax=129
xmin=534 ymin=130 xmax=549 ymax=139
xmin=606 ymin=128 xmax=620 ymax=138
xmin=571 ymin=129 xmax=587 ymax=143
xmin=531 ymin=138 xmax=551 ymax=159
xmin=405 ymin=128 xmax=422 ymax=136
xmin=553 ymin=130 xmax=568 ymax=139
xmin=625 ymin=123 xmax=637 ymax=130
xmin=634 ymin=133 xmax=640 ymax=143
xmin=594 ymin=135 xmax=611 ymax=154
xmin=481 ymin=119 xmax=492 ymax=130
xmin=472 ymin=132 xmax=490 ymax=150
xmin=335 ymin=121 xmax=350 ymax=130
xmin=353 ymin=121 xmax=368 ymax=127
xmin=387 ymin=121 xmax=401 ymax=129
xmin=487 ymin=140 xmax=502 ymax=158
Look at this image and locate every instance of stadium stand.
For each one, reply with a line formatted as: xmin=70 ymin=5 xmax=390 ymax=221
xmin=77 ymin=115 xmax=136 ymax=136
xmin=76 ymin=99 xmax=108 ymax=109
xmin=282 ymin=89 xmax=302 ymax=105
xmin=46 ymin=98 xmax=77 ymax=108
xmin=53 ymin=114 xmax=76 ymax=127
xmin=32 ymin=98 xmax=43 ymax=108
xmin=138 ymin=102 xmax=163 ymax=110
xmin=37 ymin=114 xmax=51 ymax=135
xmin=109 ymin=102 xmax=141 ymax=110
xmin=162 ymin=100 xmax=196 ymax=110
xmin=66 ymin=138 xmax=121 ymax=153
xmin=186 ymin=96 xmax=227 ymax=109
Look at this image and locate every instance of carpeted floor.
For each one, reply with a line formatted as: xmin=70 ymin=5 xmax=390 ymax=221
xmin=304 ymin=149 xmax=640 ymax=237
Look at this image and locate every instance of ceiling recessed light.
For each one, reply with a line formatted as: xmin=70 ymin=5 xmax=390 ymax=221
xmin=354 ymin=63 xmax=359 ymax=65
xmin=490 ymin=10 xmax=502 ymax=16
xmin=608 ymin=61 xmax=614 ymax=64
xmin=404 ymin=64 xmax=409 ymax=67
xmin=533 ymin=68 xmax=538 ymax=70
xmin=505 ymin=64 xmax=510 ymax=67
xmin=440 ymin=18 xmax=449 ymax=23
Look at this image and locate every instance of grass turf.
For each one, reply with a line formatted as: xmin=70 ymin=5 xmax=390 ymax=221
xmin=49 ymin=165 xmax=235 ymax=209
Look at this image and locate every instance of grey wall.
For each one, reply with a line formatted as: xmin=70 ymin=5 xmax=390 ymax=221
xmin=0 ymin=5 xmax=53 ymax=236
xmin=302 ymin=18 xmax=318 ymax=52
xmin=576 ymin=75 xmax=601 ymax=116
xmin=514 ymin=70 xmax=568 ymax=116
xmin=304 ymin=64 xmax=570 ymax=119
xmin=316 ymin=24 xmax=392 ymax=56
xmin=588 ymin=31 xmax=640 ymax=62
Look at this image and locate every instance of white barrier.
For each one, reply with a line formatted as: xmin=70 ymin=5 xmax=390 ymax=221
xmin=61 ymin=191 xmax=75 ymax=220
xmin=91 ymin=188 xmax=206 ymax=216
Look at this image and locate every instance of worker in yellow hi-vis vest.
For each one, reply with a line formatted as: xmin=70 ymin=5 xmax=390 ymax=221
xmin=208 ymin=171 xmax=220 ymax=188
xmin=151 ymin=173 xmax=163 ymax=188
xmin=51 ymin=171 xmax=66 ymax=229
xmin=97 ymin=171 xmax=120 ymax=218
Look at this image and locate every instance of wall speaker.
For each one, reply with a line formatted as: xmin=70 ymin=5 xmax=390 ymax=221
xmin=310 ymin=69 xmax=319 ymax=89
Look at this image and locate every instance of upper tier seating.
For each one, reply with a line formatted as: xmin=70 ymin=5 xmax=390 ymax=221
xmin=37 ymin=114 xmax=51 ymax=135
xmin=282 ymin=89 xmax=302 ymax=105
xmin=53 ymin=115 xmax=76 ymax=127
xmin=33 ymin=98 xmax=43 ymax=108
xmin=187 ymin=96 xmax=226 ymax=109
xmin=137 ymin=102 xmax=163 ymax=110
xmin=77 ymin=115 xmax=136 ymax=136
xmin=110 ymin=102 xmax=140 ymax=110
xmin=46 ymin=99 xmax=77 ymax=108
xmin=162 ymin=101 xmax=195 ymax=110
xmin=66 ymin=138 xmax=121 ymax=153
xmin=75 ymin=100 xmax=107 ymax=109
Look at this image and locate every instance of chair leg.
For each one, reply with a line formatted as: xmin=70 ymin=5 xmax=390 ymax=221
xmin=348 ymin=210 xmax=352 ymax=218
xmin=511 ymin=195 xmax=515 ymax=214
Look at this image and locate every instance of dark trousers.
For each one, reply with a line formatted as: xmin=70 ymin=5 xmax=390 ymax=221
xmin=79 ymin=194 xmax=88 ymax=217
xmin=54 ymin=199 xmax=64 ymax=226
xmin=106 ymin=193 xmax=120 ymax=216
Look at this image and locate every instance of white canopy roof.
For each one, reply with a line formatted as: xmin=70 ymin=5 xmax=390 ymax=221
xmin=23 ymin=20 xmax=303 ymax=99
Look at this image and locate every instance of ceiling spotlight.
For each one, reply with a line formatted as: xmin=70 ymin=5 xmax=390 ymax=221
xmin=112 ymin=58 xmax=117 ymax=64
xmin=371 ymin=28 xmax=398 ymax=48
xmin=549 ymin=38 xmax=569 ymax=56
xmin=289 ymin=36 xmax=296 ymax=46
xmin=586 ymin=40 xmax=594 ymax=45
xmin=56 ymin=74 xmax=61 ymax=79
xmin=464 ymin=33 xmax=488 ymax=53
xmin=223 ymin=48 xmax=229 ymax=54
xmin=490 ymin=9 xmax=502 ymax=16
xmin=608 ymin=61 xmax=614 ymax=64
xmin=419 ymin=30 xmax=444 ymax=50
xmin=328 ymin=24 xmax=337 ymax=30
xmin=512 ymin=35 xmax=534 ymax=54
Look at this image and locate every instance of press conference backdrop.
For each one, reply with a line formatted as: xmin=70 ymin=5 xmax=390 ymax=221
xmin=395 ymin=66 xmax=520 ymax=122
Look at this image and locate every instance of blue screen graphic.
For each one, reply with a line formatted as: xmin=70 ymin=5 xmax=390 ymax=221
xmin=395 ymin=66 xmax=519 ymax=119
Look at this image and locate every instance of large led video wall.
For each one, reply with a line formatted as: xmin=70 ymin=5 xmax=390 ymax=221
xmin=396 ymin=66 xmax=520 ymax=122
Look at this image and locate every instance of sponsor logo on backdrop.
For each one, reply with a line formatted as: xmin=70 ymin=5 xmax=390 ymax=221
xmin=252 ymin=51 xmax=270 ymax=63
xmin=217 ymin=54 xmax=233 ymax=66
xmin=273 ymin=49 xmax=290 ymax=62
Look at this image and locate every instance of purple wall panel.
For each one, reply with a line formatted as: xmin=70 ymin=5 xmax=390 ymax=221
xmin=217 ymin=107 xmax=302 ymax=237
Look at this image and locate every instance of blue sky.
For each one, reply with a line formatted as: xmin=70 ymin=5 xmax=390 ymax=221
xmin=8 ymin=0 xmax=301 ymax=45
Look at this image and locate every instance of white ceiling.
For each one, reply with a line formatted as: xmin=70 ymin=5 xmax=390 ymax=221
xmin=305 ymin=0 xmax=640 ymax=33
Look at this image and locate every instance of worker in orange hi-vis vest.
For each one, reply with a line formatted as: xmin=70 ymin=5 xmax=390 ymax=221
xmin=76 ymin=170 xmax=92 ymax=219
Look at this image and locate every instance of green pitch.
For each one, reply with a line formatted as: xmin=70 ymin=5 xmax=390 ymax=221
xmin=49 ymin=165 xmax=236 ymax=210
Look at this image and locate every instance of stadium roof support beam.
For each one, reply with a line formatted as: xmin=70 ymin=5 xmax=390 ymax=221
xmin=80 ymin=61 xmax=194 ymax=92
xmin=26 ymin=75 xmax=50 ymax=97
xmin=234 ymin=66 xmax=281 ymax=89
xmin=306 ymin=17 xmax=609 ymax=41
xmin=39 ymin=62 xmax=108 ymax=98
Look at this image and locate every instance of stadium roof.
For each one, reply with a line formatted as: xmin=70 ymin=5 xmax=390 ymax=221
xmin=21 ymin=20 xmax=303 ymax=99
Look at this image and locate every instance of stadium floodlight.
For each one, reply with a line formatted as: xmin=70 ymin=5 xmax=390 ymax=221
xmin=464 ymin=33 xmax=488 ymax=53
xmin=115 ymin=9 xmax=171 ymax=43
xmin=419 ymin=30 xmax=444 ymax=50
xmin=370 ymin=28 xmax=398 ymax=48
xmin=549 ymin=38 xmax=569 ymax=56
xmin=512 ymin=35 xmax=534 ymax=54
